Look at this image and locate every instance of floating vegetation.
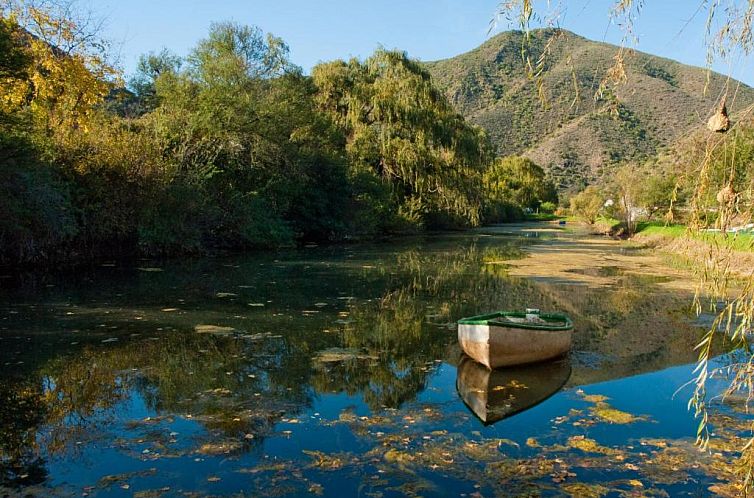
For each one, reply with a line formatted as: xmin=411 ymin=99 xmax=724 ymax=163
xmin=194 ymin=324 xmax=236 ymax=334
xmin=566 ymin=436 xmax=621 ymax=456
xmin=313 ymin=348 xmax=379 ymax=363
xmin=302 ymin=450 xmax=345 ymax=470
xmin=561 ymin=483 xmax=609 ymax=497
xmin=579 ymin=392 xmax=648 ymax=425
xmin=196 ymin=440 xmax=245 ymax=455
xmin=591 ymin=405 xmax=641 ymax=424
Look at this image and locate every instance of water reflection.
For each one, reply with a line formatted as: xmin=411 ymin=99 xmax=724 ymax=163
xmin=456 ymin=355 xmax=572 ymax=425
xmin=0 ymin=230 xmax=716 ymax=494
xmin=0 ymin=379 xmax=48 ymax=488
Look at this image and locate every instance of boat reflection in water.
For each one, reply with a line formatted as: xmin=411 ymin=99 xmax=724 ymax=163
xmin=456 ymin=355 xmax=571 ymax=425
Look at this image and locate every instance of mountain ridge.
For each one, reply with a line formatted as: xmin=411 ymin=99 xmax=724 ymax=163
xmin=425 ymin=28 xmax=754 ymax=192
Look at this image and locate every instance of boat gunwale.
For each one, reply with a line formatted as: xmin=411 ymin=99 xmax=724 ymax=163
xmin=457 ymin=311 xmax=573 ymax=331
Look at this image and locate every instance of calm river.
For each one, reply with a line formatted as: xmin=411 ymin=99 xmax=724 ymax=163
xmin=0 ymin=224 xmax=747 ymax=497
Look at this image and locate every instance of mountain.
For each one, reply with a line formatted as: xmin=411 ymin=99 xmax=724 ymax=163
xmin=425 ymin=29 xmax=754 ymax=192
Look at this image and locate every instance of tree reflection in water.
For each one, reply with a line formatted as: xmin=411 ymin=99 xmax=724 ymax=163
xmin=0 ymin=380 xmax=47 ymax=488
xmin=0 ymin=231 xmax=713 ymax=493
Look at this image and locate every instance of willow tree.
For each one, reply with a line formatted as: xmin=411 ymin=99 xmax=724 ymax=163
xmin=138 ymin=21 xmax=351 ymax=249
xmin=312 ymin=49 xmax=492 ymax=232
xmin=484 ymin=155 xmax=557 ymax=211
xmin=495 ymin=0 xmax=754 ymax=489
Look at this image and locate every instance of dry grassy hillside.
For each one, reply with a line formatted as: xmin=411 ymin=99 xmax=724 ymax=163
xmin=426 ymin=28 xmax=754 ymax=192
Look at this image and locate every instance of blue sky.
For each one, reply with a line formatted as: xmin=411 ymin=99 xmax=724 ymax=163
xmin=90 ymin=0 xmax=754 ymax=85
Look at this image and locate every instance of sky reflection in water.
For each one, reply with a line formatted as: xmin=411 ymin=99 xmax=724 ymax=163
xmin=0 ymin=228 xmax=745 ymax=496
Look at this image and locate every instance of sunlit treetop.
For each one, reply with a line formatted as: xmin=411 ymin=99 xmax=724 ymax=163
xmin=0 ymin=0 xmax=120 ymax=134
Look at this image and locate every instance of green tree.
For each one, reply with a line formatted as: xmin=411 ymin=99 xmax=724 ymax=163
xmin=539 ymin=201 xmax=557 ymax=214
xmin=570 ymin=186 xmax=603 ymax=224
xmin=127 ymin=49 xmax=182 ymax=114
xmin=640 ymin=172 xmax=679 ymax=221
xmin=312 ymin=49 xmax=492 ymax=232
xmin=483 ymin=155 xmax=558 ymax=213
xmin=610 ymin=164 xmax=644 ymax=235
xmin=144 ymin=21 xmax=349 ymax=249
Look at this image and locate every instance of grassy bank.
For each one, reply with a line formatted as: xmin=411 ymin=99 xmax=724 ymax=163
xmin=635 ymin=222 xmax=754 ymax=253
xmin=633 ymin=222 xmax=754 ymax=277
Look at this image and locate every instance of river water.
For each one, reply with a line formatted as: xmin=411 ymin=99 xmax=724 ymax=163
xmin=0 ymin=224 xmax=748 ymax=496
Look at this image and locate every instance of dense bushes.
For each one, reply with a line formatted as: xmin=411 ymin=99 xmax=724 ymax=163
xmin=0 ymin=6 xmax=557 ymax=266
xmin=482 ymin=156 xmax=558 ymax=222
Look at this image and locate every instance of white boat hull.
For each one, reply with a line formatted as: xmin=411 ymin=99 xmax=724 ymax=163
xmin=458 ymin=323 xmax=573 ymax=369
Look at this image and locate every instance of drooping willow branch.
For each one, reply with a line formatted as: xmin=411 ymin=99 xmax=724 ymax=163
xmin=493 ymin=0 xmax=754 ymax=488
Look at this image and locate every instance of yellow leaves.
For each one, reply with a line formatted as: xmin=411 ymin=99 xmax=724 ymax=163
xmin=2 ymin=3 xmax=118 ymax=138
xmin=27 ymin=7 xmax=78 ymax=47
xmin=0 ymin=77 xmax=30 ymax=111
xmin=0 ymin=19 xmax=31 ymax=114
xmin=28 ymin=37 xmax=111 ymax=134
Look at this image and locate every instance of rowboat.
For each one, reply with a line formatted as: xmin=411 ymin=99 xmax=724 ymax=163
xmin=456 ymin=355 xmax=571 ymax=425
xmin=457 ymin=309 xmax=573 ymax=369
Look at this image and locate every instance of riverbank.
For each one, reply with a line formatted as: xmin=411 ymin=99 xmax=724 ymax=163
xmin=484 ymin=222 xmax=715 ymax=385
xmin=536 ymin=218 xmax=754 ymax=277
xmin=632 ymin=225 xmax=754 ymax=278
